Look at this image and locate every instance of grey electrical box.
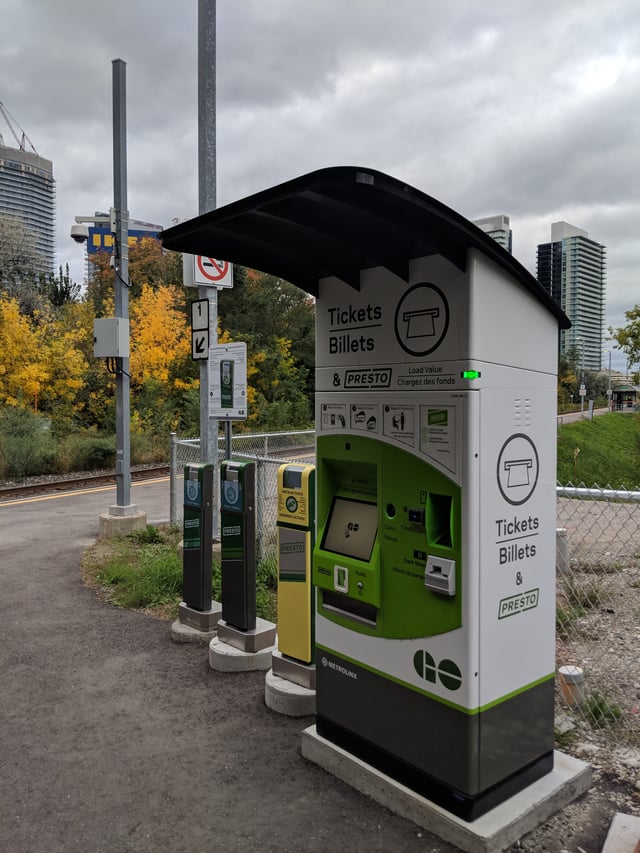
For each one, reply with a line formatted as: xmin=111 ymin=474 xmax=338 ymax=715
xmin=93 ymin=318 xmax=129 ymax=358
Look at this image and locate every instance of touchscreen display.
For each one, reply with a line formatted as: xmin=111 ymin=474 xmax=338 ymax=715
xmin=321 ymin=497 xmax=378 ymax=562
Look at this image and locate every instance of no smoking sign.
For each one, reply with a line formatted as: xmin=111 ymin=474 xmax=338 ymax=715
xmin=184 ymin=254 xmax=234 ymax=288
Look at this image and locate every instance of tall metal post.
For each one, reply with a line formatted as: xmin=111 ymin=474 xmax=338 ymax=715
xmin=198 ymin=0 xmax=219 ymax=537
xmin=111 ymin=58 xmax=135 ymax=514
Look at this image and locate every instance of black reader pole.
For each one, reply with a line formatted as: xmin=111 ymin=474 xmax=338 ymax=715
xmin=220 ymin=461 xmax=256 ymax=631
xmin=182 ymin=463 xmax=213 ymax=611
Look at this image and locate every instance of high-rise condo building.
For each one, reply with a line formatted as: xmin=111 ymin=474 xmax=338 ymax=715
xmin=472 ymin=215 xmax=513 ymax=254
xmin=0 ymin=142 xmax=56 ymax=274
xmin=536 ymin=221 xmax=606 ymax=371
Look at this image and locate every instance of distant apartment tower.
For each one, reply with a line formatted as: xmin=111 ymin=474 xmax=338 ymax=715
xmin=473 ymin=214 xmax=513 ymax=254
xmin=537 ymin=222 xmax=606 ymax=371
xmin=0 ymin=141 xmax=56 ymax=274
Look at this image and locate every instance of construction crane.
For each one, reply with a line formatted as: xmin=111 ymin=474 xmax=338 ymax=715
xmin=0 ymin=102 xmax=39 ymax=156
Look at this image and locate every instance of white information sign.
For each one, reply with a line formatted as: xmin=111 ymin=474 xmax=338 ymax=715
xmin=208 ymin=342 xmax=248 ymax=420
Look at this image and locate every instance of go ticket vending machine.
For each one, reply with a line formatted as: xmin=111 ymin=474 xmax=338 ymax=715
xmin=159 ymin=167 xmax=570 ymax=821
xmin=313 ymin=259 xmax=567 ymax=819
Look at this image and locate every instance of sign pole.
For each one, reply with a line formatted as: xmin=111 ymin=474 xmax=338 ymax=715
xmin=198 ymin=0 xmax=219 ymax=538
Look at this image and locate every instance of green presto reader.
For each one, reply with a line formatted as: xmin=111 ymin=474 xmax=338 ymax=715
xmin=182 ymin=463 xmax=213 ymax=612
xmin=159 ymin=167 xmax=571 ymax=822
xmin=220 ymin=460 xmax=256 ymax=632
xmin=276 ymin=464 xmax=316 ymax=664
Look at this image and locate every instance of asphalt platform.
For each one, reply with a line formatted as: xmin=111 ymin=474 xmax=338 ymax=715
xmin=0 ymin=478 xmax=628 ymax=852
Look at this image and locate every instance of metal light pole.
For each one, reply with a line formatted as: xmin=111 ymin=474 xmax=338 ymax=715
xmin=72 ymin=61 xmax=143 ymax=533
xmin=110 ymin=58 xmax=136 ymax=515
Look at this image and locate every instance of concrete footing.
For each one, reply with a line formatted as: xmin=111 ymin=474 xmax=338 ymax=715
xmin=170 ymin=601 xmax=222 ymax=644
xmin=99 ymin=509 xmax=147 ymax=539
xmin=209 ymin=618 xmax=277 ymax=672
xmin=602 ymin=813 xmax=640 ymax=853
xmin=301 ymin=726 xmax=592 ymax=853
xmin=265 ymin=668 xmax=316 ymax=716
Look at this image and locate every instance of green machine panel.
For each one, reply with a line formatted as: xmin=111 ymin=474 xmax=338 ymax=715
xmin=313 ymin=434 xmax=461 ymax=639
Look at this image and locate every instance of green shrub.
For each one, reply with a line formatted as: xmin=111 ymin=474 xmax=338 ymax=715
xmin=57 ymin=433 xmax=116 ymax=472
xmin=0 ymin=408 xmax=57 ymax=478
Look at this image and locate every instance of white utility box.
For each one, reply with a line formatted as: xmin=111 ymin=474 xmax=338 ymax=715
xmin=93 ymin=318 xmax=129 ymax=358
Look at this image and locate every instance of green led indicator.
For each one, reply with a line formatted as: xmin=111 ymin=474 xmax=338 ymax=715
xmin=461 ymin=370 xmax=481 ymax=380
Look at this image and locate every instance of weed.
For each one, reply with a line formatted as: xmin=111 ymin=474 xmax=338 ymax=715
xmin=554 ymin=727 xmax=579 ymax=751
xmin=561 ymin=575 xmax=605 ymax=610
xmin=583 ymin=689 xmax=623 ymax=729
xmin=556 ymin=604 xmax=586 ymax=639
xmin=129 ymin=525 xmax=163 ymax=545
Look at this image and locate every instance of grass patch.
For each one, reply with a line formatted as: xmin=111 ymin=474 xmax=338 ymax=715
xmin=560 ymin=574 xmax=605 ymax=610
xmin=82 ymin=525 xmax=277 ymax=622
xmin=557 ymin=412 xmax=640 ymax=487
xmin=556 ymin=604 xmax=586 ymax=639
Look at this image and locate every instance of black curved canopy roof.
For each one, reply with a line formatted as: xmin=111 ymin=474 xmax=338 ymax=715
xmin=161 ymin=166 xmax=570 ymax=329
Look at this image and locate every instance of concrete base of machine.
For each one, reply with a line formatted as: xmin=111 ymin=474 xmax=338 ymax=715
xmin=301 ymin=726 xmax=592 ymax=853
xmin=99 ymin=509 xmax=147 ymax=539
xmin=265 ymin=668 xmax=316 ymax=716
xmin=170 ymin=601 xmax=222 ymax=644
xmin=209 ymin=634 xmax=276 ymax=672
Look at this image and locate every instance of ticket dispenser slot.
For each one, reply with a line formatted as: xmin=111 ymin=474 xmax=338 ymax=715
xmin=276 ymin=463 xmax=316 ymax=664
xmin=182 ymin=463 xmax=214 ymax=612
xmin=220 ymin=460 xmax=256 ymax=632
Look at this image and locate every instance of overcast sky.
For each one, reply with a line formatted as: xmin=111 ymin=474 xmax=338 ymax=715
xmin=2 ymin=0 xmax=639 ymax=368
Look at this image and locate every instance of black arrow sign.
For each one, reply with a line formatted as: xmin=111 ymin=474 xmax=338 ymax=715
xmin=192 ymin=330 xmax=209 ymax=360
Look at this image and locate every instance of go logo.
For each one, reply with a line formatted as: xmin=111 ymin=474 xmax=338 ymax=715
xmin=413 ymin=650 xmax=462 ymax=691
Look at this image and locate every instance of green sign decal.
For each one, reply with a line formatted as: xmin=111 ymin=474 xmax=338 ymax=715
xmin=428 ymin=409 xmax=448 ymax=426
xmin=498 ymin=588 xmax=539 ymax=619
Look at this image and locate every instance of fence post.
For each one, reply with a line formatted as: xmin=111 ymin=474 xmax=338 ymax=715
xmin=556 ymin=527 xmax=570 ymax=575
xmin=169 ymin=432 xmax=178 ymax=526
xmin=255 ymin=456 xmax=264 ymax=562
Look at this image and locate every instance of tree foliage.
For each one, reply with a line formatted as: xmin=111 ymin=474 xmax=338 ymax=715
xmin=609 ymin=306 xmax=640 ymax=373
xmin=218 ymin=266 xmax=315 ymax=428
xmin=0 ymin=213 xmax=46 ymax=315
xmin=0 ymin=241 xmax=315 ymax=451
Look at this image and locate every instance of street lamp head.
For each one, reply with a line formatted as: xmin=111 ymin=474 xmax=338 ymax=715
xmin=70 ymin=222 xmax=89 ymax=244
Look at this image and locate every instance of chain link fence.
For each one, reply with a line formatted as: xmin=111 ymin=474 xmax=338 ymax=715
xmin=168 ymin=431 xmax=640 ymax=748
xmin=556 ymin=485 xmax=640 ymax=749
xmin=169 ymin=430 xmax=315 ymax=563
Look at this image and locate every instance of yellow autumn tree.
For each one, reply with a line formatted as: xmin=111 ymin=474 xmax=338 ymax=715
xmin=130 ymin=284 xmax=190 ymax=385
xmin=0 ymin=294 xmax=48 ymax=410
xmin=129 ymin=284 xmax=194 ymax=433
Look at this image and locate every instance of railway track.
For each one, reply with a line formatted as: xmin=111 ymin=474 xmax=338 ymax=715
xmin=0 ymin=465 xmax=170 ymax=501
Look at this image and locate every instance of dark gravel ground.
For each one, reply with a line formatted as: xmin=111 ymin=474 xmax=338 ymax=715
xmin=0 ymin=479 xmax=635 ymax=852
